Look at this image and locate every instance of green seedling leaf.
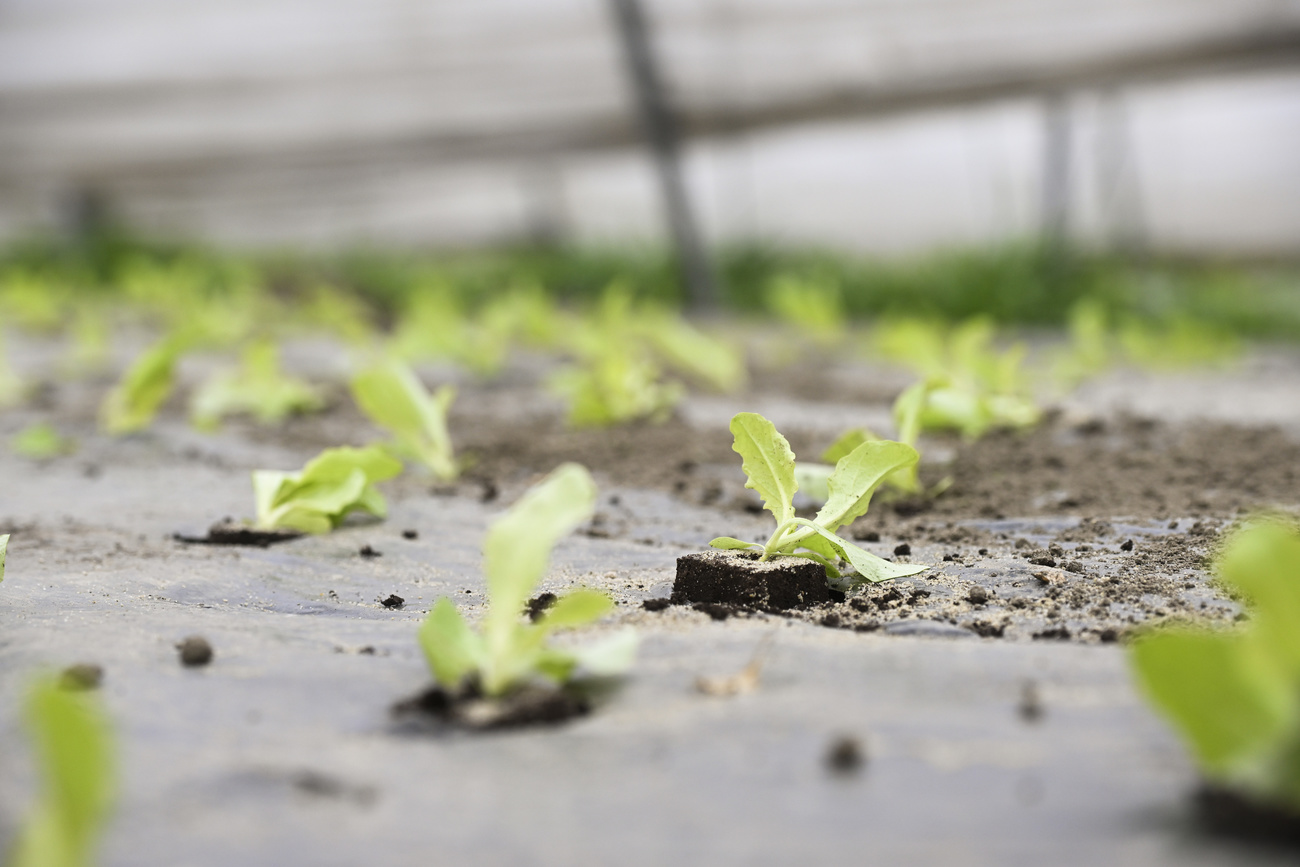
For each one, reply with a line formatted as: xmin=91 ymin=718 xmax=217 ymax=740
xmin=190 ymin=340 xmax=324 ymax=430
xmin=783 ymin=519 xmax=926 ymax=585
xmin=1 ymin=534 xmax=8 ymax=581
xmin=1128 ymin=521 xmax=1300 ymax=810
xmin=549 ymin=349 xmax=682 ymax=428
xmin=708 ymin=537 xmax=759 ymax=551
xmin=821 ymin=429 xmax=871 ymax=464
xmin=813 ymin=440 xmax=919 ymax=533
xmin=793 ymin=462 xmax=834 ymax=504
xmin=537 ymin=589 xmax=614 ymax=630
xmin=99 ymin=333 xmax=189 ymax=435
xmin=482 ymin=463 xmax=597 ymax=640
xmin=729 ymin=412 xmax=798 ymax=527
xmin=419 ymin=598 xmax=486 ymax=688
xmin=9 ymin=677 xmax=115 ymax=867
xmin=253 ymin=446 xmax=402 ymax=533
xmin=12 ymin=424 xmax=75 ymax=459
xmin=350 ymin=359 xmax=458 ymax=480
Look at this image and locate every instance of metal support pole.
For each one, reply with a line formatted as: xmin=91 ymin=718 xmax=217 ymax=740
xmin=607 ymin=0 xmax=719 ymax=308
xmin=1040 ymin=92 xmax=1072 ymax=245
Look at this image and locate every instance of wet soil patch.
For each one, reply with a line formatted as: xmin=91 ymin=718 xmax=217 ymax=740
xmin=672 ymin=550 xmax=832 ymax=610
xmin=1195 ymin=786 xmax=1300 ymax=847
xmin=390 ymin=681 xmax=590 ymax=732
xmin=174 ymin=520 xmax=303 ymax=548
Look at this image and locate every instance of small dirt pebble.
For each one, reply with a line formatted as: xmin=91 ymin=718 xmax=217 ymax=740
xmin=825 ymin=735 xmax=865 ymax=774
xmin=1018 ymin=681 xmax=1044 ymax=722
xmin=641 ymin=598 xmax=671 ymax=612
xmin=893 ymin=543 xmax=911 ymax=557
xmin=60 ymin=663 xmax=104 ymax=691
xmin=967 ymin=586 xmax=990 ymax=605
xmin=1120 ymin=539 xmax=1134 ymax=552
xmin=401 ymin=529 xmax=419 ymax=540
xmin=380 ymin=594 xmax=405 ymax=609
xmin=978 ymin=548 xmax=989 ymax=555
xmin=854 ymin=529 xmax=881 ymax=542
xmin=178 ymin=636 xmax=214 ymax=667
xmin=359 ymin=545 xmax=382 ymax=558
xmin=526 ymin=592 xmax=558 ymax=621
xmin=1064 ymin=560 xmax=1084 ymax=574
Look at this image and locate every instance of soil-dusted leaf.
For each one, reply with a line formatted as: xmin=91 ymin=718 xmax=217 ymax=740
xmin=814 ymin=440 xmax=919 ymax=533
xmin=99 ymin=333 xmax=189 ymax=435
xmin=9 ymin=677 xmax=115 ymax=867
xmin=709 ymin=537 xmax=759 ymax=551
xmin=254 ymin=446 xmax=402 ymax=533
xmin=786 ymin=520 xmax=926 ymax=584
xmin=1 ymin=534 xmax=8 ymax=581
xmin=482 ymin=463 xmax=597 ymax=645
xmin=190 ymin=340 xmax=324 ymax=430
xmin=351 ymin=358 xmax=458 ymax=480
xmin=537 ymin=590 xmax=614 ymax=631
xmin=419 ymin=599 xmax=486 ymax=688
xmin=730 ymin=413 xmax=798 ymax=527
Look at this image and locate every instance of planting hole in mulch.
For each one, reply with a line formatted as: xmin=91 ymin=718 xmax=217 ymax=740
xmin=173 ymin=519 xmax=303 ymax=548
xmin=672 ymin=549 xmax=832 ymax=610
xmin=1195 ymin=786 xmax=1300 ymax=847
xmin=390 ymin=679 xmax=592 ymax=732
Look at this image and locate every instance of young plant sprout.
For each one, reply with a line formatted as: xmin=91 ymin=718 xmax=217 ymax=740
xmin=1130 ymin=520 xmax=1300 ymax=814
xmin=419 ymin=463 xmax=636 ymax=698
xmin=190 ymin=340 xmax=324 ymax=430
xmin=1 ymin=534 xmax=9 ymax=580
xmin=548 ymin=348 xmax=682 ymax=428
xmin=253 ymin=446 xmax=402 ymax=534
xmin=98 ymin=332 xmax=190 ymax=435
xmin=8 ymin=676 xmax=116 ymax=867
xmin=710 ymin=413 xmax=927 ymax=586
xmin=874 ymin=318 xmax=1040 ymax=440
xmin=0 ymin=337 xmax=27 ymax=408
xmin=765 ymin=273 xmax=845 ymax=345
xmin=350 ymin=359 xmax=458 ymax=480
xmin=12 ymin=423 xmax=76 ymax=460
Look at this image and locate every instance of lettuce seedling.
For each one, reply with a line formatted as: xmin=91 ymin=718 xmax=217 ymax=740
xmin=549 ymin=348 xmax=682 ymax=428
xmin=12 ymin=424 xmax=76 ymax=460
xmin=8 ymin=676 xmax=115 ymax=867
xmin=253 ymin=446 xmax=403 ymax=534
xmin=0 ymin=337 xmax=26 ymax=409
xmin=98 ymin=332 xmax=190 ymax=435
xmin=1130 ymin=521 xmax=1300 ymax=812
xmin=765 ymin=274 xmax=845 ymax=345
xmin=1 ymin=534 xmax=8 ymax=581
xmin=419 ymin=463 xmax=637 ymax=697
xmin=710 ymin=413 xmax=926 ymax=585
xmin=350 ymin=359 xmax=458 ymax=480
xmin=190 ymin=340 xmax=325 ymax=430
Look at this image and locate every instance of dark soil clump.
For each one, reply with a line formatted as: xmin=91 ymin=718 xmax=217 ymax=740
xmin=177 ymin=635 xmax=214 ymax=667
xmin=391 ymin=681 xmax=590 ymax=732
xmin=174 ymin=520 xmax=302 ymax=548
xmin=526 ymin=592 xmax=557 ymax=621
xmin=672 ymin=550 xmax=832 ymax=610
xmin=60 ymin=663 xmax=104 ymax=690
xmin=1195 ymin=786 xmax=1300 ymax=846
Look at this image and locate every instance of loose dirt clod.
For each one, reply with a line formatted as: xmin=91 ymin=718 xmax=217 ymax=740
xmin=380 ymin=594 xmax=404 ymax=609
xmin=173 ymin=520 xmax=302 ymax=548
xmin=359 ymin=544 xmax=382 ymax=558
xmin=825 ymin=735 xmax=865 ymax=775
xmin=967 ymin=586 xmax=990 ymax=605
xmin=672 ymin=550 xmax=831 ymax=610
xmin=59 ymin=663 xmax=104 ymax=691
xmin=391 ymin=681 xmax=590 ymax=731
xmin=178 ymin=636 xmax=214 ymax=667
xmin=525 ymin=592 xmax=557 ymax=621
xmin=401 ymin=529 xmax=419 ymax=540
xmin=641 ymin=598 xmax=671 ymax=612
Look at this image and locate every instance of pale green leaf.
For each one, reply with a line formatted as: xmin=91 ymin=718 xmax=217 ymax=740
xmin=11 ymin=678 xmax=115 ymax=867
xmin=419 ymin=599 xmax=485 ymax=688
xmin=482 ymin=463 xmax=597 ymax=642
xmin=709 ymin=537 xmax=759 ymax=550
xmin=793 ymin=462 xmax=834 ymax=504
xmin=821 ymin=429 xmax=871 ymax=464
xmin=781 ymin=520 xmax=925 ymax=584
xmin=1 ymin=534 xmax=8 ymax=581
xmin=729 ymin=412 xmax=798 ymax=526
xmin=537 ymin=589 xmax=614 ymax=631
xmin=1130 ymin=629 xmax=1292 ymax=776
xmin=1215 ymin=522 xmax=1300 ymax=677
xmin=567 ymin=629 xmax=639 ymax=677
xmin=351 ymin=360 xmax=457 ymax=480
xmin=12 ymin=424 xmax=75 ymax=460
xmin=99 ymin=334 xmax=187 ymax=435
xmin=813 ymin=440 xmax=919 ymax=533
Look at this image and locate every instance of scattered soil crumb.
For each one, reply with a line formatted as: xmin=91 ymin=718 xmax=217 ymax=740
xmin=641 ymin=598 xmax=671 ymax=612
xmin=178 ymin=636 xmax=214 ymax=667
xmin=60 ymin=663 xmax=103 ymax=691
xmin=526 ymin=592 xmax=557 ymax=621
xmin=360 ymin=545 xmax=382 ymax=558
xmin=380 ymin=594 xmax=405 ymax=610
xmin=391 ymin=680 xmax=590 ymax=731
xmin=825 ymin=735 xmax=866 ymax=775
